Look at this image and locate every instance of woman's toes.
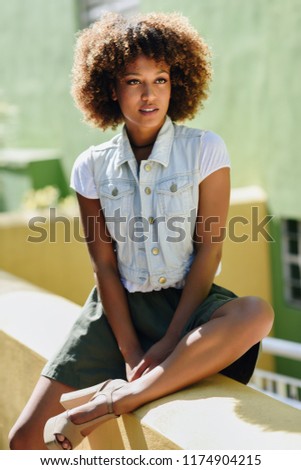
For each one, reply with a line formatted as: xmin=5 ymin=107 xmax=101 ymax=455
xmin=56 ymin=433 xmax=72 ymax=450
xmin=62 ymin=440 xmax=72 ymax=450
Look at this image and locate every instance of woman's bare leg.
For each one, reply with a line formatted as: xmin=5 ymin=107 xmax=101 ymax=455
xmin=117 ymin=296 xmax=273 ymax=411
xmin=20 ymin=296 xmax=273 ymax=450
xmin=68 ymin=296 xmax=273 ymax=426
xmin=8 ymin=376 xmax=75 ymax=449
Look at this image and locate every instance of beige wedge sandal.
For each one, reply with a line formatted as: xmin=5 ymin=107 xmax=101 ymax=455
xmin=44 ymin=379 xmax=127 ymax=450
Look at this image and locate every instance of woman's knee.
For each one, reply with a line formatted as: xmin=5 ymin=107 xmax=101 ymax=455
xmin=8 ymin=376 xmax=70 ymax=449
xmin=8 ymin=423 xmax=32 ymax=450
xmin=243 ymin=296 xmax=274 ymax=336
xmin=8 ymin=415 xmax=45 ymax=450
xmin=218 ymin=295 xmax=274 ymax=340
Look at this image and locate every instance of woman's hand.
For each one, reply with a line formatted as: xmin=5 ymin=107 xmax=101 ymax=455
xmin=128 ymin=334 xmax=179 ymax=382
xmin=124 ymin=348 xmax=145 ymax=382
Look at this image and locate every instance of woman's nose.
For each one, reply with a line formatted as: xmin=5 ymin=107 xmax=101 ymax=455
xmin=141 ymin=84 xmax=156 ymax=101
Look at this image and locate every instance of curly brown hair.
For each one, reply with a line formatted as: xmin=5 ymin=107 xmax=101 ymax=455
xmin=71 ymin=12 xmax=212 ymax=130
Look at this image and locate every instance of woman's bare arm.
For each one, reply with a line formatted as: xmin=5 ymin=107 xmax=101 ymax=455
xmin=76 ymin=193 xmax=144 ymax=371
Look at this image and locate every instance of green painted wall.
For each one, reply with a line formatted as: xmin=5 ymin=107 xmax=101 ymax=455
xmin=143 ymin=0 xmax=301 ymax=219
xmin=269 ymin=220 xmax=301 ymax=378
xmin=1 ymin=0 xmax=300 ymax=218
xmin=0 ymin=0 xmax=115 ymax=187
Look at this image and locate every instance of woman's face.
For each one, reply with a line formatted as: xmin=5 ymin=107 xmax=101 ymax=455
xmin=112 ymin=55 xmax=171 ymax=136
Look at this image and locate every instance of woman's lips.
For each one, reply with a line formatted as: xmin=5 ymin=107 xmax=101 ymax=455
xmin=139 ymin=107 xmax=158 ymax=114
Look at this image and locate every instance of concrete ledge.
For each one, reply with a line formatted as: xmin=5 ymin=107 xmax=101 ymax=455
xmin=82 ymin=374 xmax=301 ymax=450
xmin=0 ymin=271 xmax=81 ymax=359
xmin=2 ymin=272 xmax=301 ymax=450
xmin=134 ymin=374 xmax=301 ymax=449
xmin=0 ymin=331 xmax=46 ymax=449
xmin=0 ymin=271 xmax=81 ymax=449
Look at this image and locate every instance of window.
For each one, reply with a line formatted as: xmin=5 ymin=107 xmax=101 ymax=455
xmin=282 ymin=219 xmax=301 ymax=308
xmin=77 ymin=0 xmax=140 ymax=28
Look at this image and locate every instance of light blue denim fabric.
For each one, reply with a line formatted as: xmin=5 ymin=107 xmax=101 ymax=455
xmin=71 ymin=117 xmax=230 ymax=292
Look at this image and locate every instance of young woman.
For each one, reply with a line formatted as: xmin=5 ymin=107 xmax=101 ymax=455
xmin=9 ymin=11 xmax=274 ymax=450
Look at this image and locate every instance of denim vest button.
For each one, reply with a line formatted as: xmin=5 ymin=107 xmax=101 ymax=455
xmin=148 ymin=216 xmax=155 ymax=224
xmin=145 ymin=187 xmax=151 ymax=195
xmin=159 ymin=276 xmax=167 ymax=284
xmin=144 ymin=163 xmax=152 ymax=172
xmin=111 ymin=187 xmax=118 ymax=196
xmin=170 ymin=183 xmax=177 ymax=192
xmin=152 ymin=247 xmax=159 ymax=255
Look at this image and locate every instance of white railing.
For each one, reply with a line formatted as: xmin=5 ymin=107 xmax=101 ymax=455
xmin=249 ymin=337 xmax=301 ymax=410
xmin=262 ymin=336 xmax=301 ymax=361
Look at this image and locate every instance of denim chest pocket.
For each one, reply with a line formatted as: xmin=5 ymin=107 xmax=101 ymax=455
xmin=98 ymin=181 xmax=135 ymax=217
xmin=156 ymin=176 xmax=195 ymax=216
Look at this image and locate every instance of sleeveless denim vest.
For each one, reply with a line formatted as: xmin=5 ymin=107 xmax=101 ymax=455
xmin=71 ymin=117 xmax=229 ymax=292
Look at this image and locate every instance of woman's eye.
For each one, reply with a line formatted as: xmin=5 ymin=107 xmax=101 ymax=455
xmin=126 ymin=78 xmax=168 ymax=85
xmin=127 ymin=79 xmax=140 ymax=85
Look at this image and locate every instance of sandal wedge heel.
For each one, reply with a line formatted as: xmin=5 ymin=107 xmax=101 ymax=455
xmin=44 ymin=379 xmax=126 ymax=450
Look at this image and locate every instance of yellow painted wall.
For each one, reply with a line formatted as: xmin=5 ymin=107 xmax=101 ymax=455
xmin=215 ymin=187 xmax=272 ymax=300
xmin=0 ymin=210 xmax=94 ymax=305
xmin=214 ymin=187 xmax=274 ymax=370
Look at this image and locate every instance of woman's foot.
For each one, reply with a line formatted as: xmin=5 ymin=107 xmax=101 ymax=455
xmin=44 ymin=381 xmax=131 ymax=450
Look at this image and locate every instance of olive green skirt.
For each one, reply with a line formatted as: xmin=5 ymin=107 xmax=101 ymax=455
xmin=42 ymin=284 xmax=259 ymax=389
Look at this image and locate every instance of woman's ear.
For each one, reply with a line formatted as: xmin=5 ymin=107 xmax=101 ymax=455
xmin=110 ymin=85 xmax=118 ymax=101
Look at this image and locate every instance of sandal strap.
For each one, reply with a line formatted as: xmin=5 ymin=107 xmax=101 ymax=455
xmin=107 ymin=396 xmax=114 ymax=415
xmin=107 ymin=385 xmax=124 ymax=416
xmin=93 ymin=383 xmax=125 ymax=417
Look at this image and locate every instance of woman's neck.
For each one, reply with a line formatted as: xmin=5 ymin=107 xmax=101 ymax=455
xmin=126 ymin=129 xmax=157 ymax=163
xmin=125 ymin=121 xmax=164 ymax=149
xmin=130 ymin=140 xmax=155 ymax=149
xmin=132 ymin=144 xmax=154 ymax=163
